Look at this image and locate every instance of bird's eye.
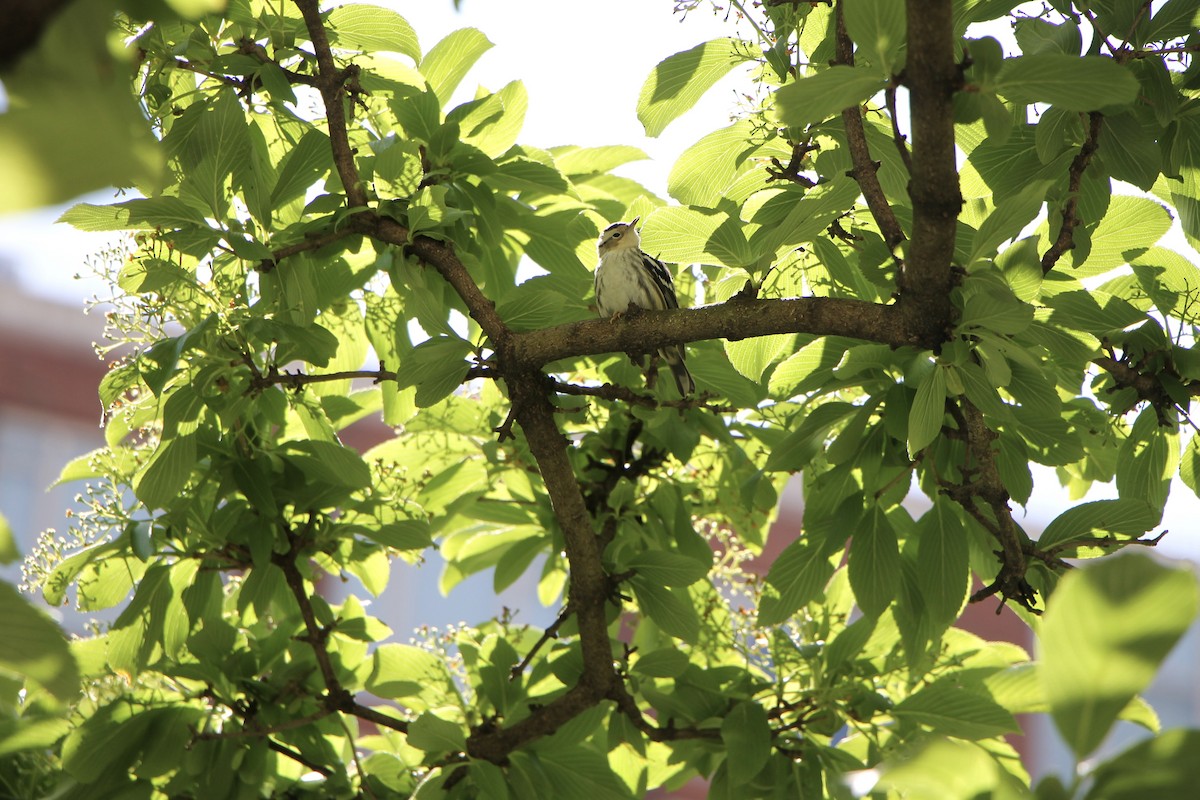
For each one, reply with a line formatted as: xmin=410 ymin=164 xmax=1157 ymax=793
xmin=612 ymin=232 xmax=622 ymax=239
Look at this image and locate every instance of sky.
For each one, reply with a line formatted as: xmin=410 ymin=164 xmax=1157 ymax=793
xmin=1 ymin=0 xmax=1199 ymax=557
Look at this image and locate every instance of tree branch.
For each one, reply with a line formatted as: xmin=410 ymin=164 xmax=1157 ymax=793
xmin=834 ymin=4 xmax=906 ymax=254
xmin=900 ymin=0 xmax=961 ymax=341
xmin=274 ymin=518 xmax=410 ymax=734
xmin=885 ymin=84 xmax=913 ymax=173
xmin=293 ymin=0 xmax=367 ymax=207
xmin=516 ymin=297 xmax=912 ymax=368
xmin=260 ymin=226 xmax=362 ymax=272
xmin=944 ymin=399 xmax=1039 ymax=612
xmin=1041 ymin=112 xmax=1103 ymax=274
xmin=550 ymin=377 xmax=736 ymax=413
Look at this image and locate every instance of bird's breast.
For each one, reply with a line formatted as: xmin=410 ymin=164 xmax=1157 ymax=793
xmin=595 ymin=251 xmax=662 ymax=317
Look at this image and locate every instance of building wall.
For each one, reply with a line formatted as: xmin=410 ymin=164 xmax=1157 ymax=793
xmin=0 ymin=280 xmax=107 ymax=618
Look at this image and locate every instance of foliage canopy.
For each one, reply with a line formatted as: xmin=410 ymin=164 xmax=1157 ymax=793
xmin=4 ymin=0 xmax=1200 ymax=797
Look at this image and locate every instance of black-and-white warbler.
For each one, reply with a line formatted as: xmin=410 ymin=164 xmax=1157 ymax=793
xmin=594 ymin=217 xmax=695 ymax=396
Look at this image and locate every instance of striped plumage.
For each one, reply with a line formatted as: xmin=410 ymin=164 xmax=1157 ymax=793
xmin=594 ymin=217 xmax=695 ymax=396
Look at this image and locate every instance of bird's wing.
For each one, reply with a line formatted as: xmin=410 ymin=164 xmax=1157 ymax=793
xmin=640 ymin=251 xmax=678 ymax=310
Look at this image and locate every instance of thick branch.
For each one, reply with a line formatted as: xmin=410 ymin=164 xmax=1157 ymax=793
xmin=516 ymin=298 xmax=910 ymax=368
xmin=293 ymin=0 xmax=367 ymax=207
xmin=355 ymin=215 xmax=511 ymax=343
xmin=901 ymin=0 xmax=961 ymax=340
xmin=834 ymin=4 xmax=906 ymax=253
xmin=467 ymin=368 xmax=620 ymax=761
xmin=1041 ymin=112 xmax=1103 ymax=274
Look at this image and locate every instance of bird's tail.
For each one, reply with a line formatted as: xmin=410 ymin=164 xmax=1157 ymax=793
xmin=661 ymin=346 xmax=694 ymax=396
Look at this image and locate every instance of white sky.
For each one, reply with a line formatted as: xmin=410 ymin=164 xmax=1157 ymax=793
xmin=0 ymin=0 xmax=1198 ymax=557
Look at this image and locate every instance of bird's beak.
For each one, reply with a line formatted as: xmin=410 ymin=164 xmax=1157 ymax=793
xmin=630 ymin=216 xmax=640 ymax=227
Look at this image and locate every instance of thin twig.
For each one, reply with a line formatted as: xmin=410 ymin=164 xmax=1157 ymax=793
xmin=550 ymin=378 xmax=736 ymax=413
xmin=885 ymin=84 xmax=913 ymax=172
xmin=510 ymin=606 xmax=574 ymax=680
xmin=1041 ymin=112 xmax=1103 ymax=274
xmin=268 ymin=739 xmax=333 ymax=776
xmin=260 ymin=227 xmax=362 ymax=272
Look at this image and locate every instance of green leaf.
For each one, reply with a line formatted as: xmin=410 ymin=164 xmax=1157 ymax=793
xmin=462 ymin=80 xmax=527 ymax=158
xmin=1145 ymin=0 xmax=1200 ymax=42
xmin=399 ymin=336 xmax=473 ymax=408
xmin=628 ymin=550 xmax=711 ymax=587
xmin=1180 ymin=434 xmax=1200 ymax=499
xmin=631 ymin=647 xmax=690 ymax=678
xmin=969 ymin=179 xmax=1053 ymax=265
xmin=1072 ymin=196 xmax=1172 ymax=275
xmin=389 ymin=85 xmax=443 ymax=143
xmin=1037 ymin=499 xmax=1159 ymax=550
xmin=537 ymin=748 xmax=634 ymax=800
xmin=0 ymin=0 xmax=164 ymax=212
xmin=640 ymin=206 xmax=757 ymax=268
xmin=271 ymin=129 xmax=333 ymax=207
xmin=367 ymin=644 xmax=461 ymax=712
xmin=326 ymin=4 xmax=420 ymax=61
xmin=876 ymin=739 xmax=1011 ymax=797
xmin=849 ymin=506 xmax=900 ymax=618
xmin=133 ymin=433 xmax=196 ymax=511
xmin=749 ymin=178 xmax=863 ymax=261
xmin=893 ymin=681 xmax=1019 ymax=740
xmin=180 ymin=90 xmax=250 ymax=217
xmin=59 ymin=202 xmax=154 ymax=232
xmin=0 ymin=581 xmax=79 ymax=702
xmin=667 ymin=120 xmax=755 ymax=206
xmin=551 ymin=144 xmax=648 ymax=175
xmin=407 ymin=711 xmax=466 ymax=754
xmin=1013 ymin=17 xmax=1082 ymax=56
xmin=486 ymin=157 xmax=569 ymax=195
xmin=916 ymin=500 xmax=969 ymax=626
xmin=1040 ymin=554 xmax=1199 ymax=758
xmin=284 ymin=440 xmax=371 ymax=490
xmin=638 ymin=38 xmax=746 ymax=137
xmin=907 ymin=364 xmax=947 ymax=457
xmin=61 ymin=197 xmax=207 ymax=232
xmin=773 ymin=66 xmax=887 ymax=128
xmin=764 ymin=402 xmax=857 ymax=472
xmin=726 ymin=334 xmax=792 ymax=382
xmin=1099 ymin=111 xmax=1162 ymax=191
xmin=1084 ymin=729 xmax=1200 ymax=800
xmin=960 ymin=289 xmax=1035 ymax=335
xmin=844 ymin=0 xmax=907 ymax=74
xmin=1115 ymin=408 xmax=1178 ymax=511
xmin=759 ymin=539 xmax=837 ymax=626
xmin=60 ymin=701 xmax=148 ymax=783
xmin=995 ymin=54 xmax=1139 ymax=111
xmin=420 ymin=28 xmax=493 ymax=106
xmin=768 ymin=337 xmax=851 ymax=397
xmin=354 ymin=519 xmax=433 ymax=551
xmin=630 ymin=576 xmax=700 ymax=643
xmin=720 ymin=702 xmax=772 ymax=786
xmin=0 ymin=717 xmax=71 ymax=758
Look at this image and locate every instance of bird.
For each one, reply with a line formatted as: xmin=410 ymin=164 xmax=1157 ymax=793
xmin=594 ymin=217 xmax=695 ymax=396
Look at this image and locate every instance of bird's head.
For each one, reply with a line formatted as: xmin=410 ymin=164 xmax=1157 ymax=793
xmin=597 ymin=217 xmax=642 ymax=256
